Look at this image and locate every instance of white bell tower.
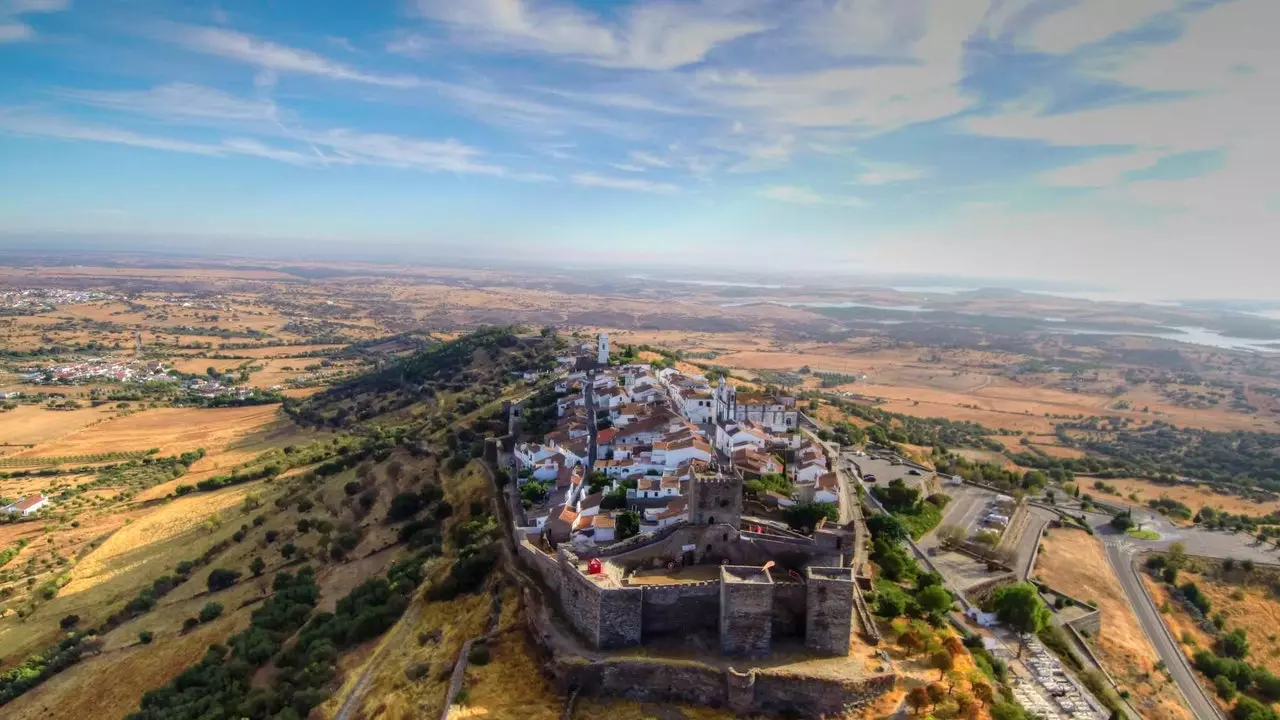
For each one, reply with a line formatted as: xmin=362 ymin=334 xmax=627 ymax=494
xmin=597 ymin=333 xmax=609 ymax=366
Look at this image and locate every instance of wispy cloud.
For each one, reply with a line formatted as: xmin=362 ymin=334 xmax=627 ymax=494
xmin=413 ymin=0 xmax=769 ymax=70
xmin=1037 ymin=150 xmax=1167 ymax=188
xmin=0 ymin=107 xmax=552 ymax=180
xmin=758 ymin=185 xmax=864 ymax=207
xmin=164 ymin=25 xmax=420 ymax=87
xmin=59 ymin=83 xmax=279 ymax=123
xmin=571 ymin=172 xmax=677 ymax=193
xmin=0 ymin=0 xmax=68 ymax=43
xmin=853 ymin=161 xmax=933 ymax=185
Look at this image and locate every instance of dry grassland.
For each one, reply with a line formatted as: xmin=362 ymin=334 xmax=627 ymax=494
xmin=1034 ymin=528 xmax=1192 ymax=720
xmin=15 ymin=404 xmax=281 ymax=459
xmin=3 ymin=608 xmax=253 ymax=720
xmin=0 ymin=404 xmax=118 ymax=447
xmin=1099 ymin=478 xmax=1280 ymax=519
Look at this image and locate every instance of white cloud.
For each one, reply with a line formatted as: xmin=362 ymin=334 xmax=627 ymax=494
xmin=609 ymin=163 xmax=646 ymax=173
xmin=413 ymin=0 xmax=769 ymax=70
xmin=968 ymin=0 xmax=1276 ymax=223
xmin=1036 ymin=149 xmax=1166 ymax=188
xmin=0 ymin=0 xmax=67 ymax=43
xmin=571 ymin=172 xmax=677 ymax=193
xmin=692 ymin=0 xmax=989 ymax=133
xmin=758 ymin=185 xmax=864 ymax=207
xmin=167 ymin=25 xmax=420 ymax=87
xmin=0 ymin=108 xmax=556 ymax=180
xmin=1023 ymin=0 xmax=1181 ymax=55
xmin=61 ymin=83 xmax=279 ymax=123
xmin=854 ymin=160 xmax=932 ymax=185
xmin=0 ymin=21 xmax=29 ymax=41
xmin=627 ymin=150 xmax=670 ymax=168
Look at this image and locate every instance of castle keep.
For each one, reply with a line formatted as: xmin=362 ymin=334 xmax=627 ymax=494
xmin=518 ymin=471 xmax=869 ymax=657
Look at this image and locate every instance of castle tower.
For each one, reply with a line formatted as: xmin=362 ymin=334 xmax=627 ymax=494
xmin=805 ymin=567 xmax=857 ymax=655
xmin=720 ymin=566 xmax=774 ymax=657
xmin=714 ymin=376 xmax=737 ymax=423
xmin=689 ymin=471 xmax=743 ymax=529
xmin=598 ymin=333 xmax=609 ymax=366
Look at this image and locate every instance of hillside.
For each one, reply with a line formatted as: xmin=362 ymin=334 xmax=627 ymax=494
xmin=0 ymin=328 xmax=558 ymax=719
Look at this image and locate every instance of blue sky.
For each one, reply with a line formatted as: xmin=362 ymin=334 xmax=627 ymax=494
xmin=0 ymin=0 xmax=1275 ymax=297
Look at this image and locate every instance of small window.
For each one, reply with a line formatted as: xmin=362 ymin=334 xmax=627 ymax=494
xmin=722 ymin=532 xmax=729 ymax=541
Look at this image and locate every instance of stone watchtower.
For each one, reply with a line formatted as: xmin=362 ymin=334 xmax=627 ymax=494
xmin=805 ymin=567 xmax=857 ymax=655
xmin=689 ymin=472 xmax=743 ymax=529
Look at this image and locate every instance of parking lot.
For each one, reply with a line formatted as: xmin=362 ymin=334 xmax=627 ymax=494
xmin=849 ymin=455 xmax=935 ymax=493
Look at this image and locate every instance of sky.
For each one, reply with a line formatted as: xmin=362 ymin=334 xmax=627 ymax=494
xmin=0 ymin=0 xmax=1275 ymax=298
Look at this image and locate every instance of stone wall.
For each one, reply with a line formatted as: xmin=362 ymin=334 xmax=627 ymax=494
xmin=641 ymin=582 xmax=721 ymax=639
xmin=690 ymin=476 xmax=744 ymax=529
xmin=546 ymin=656 xmax=897 ymax=718
xmin=558 ymin=550 xmax=604 ymax=646
xmin=771 ymin=581 xmax=807 ymax=639
xmin=720 ymin=570 xmax=774 ymax=657
xmin=805 ymin=568 xmax=856 ymax=655
xmin=597 ymin=586 xmax=644 ymax=647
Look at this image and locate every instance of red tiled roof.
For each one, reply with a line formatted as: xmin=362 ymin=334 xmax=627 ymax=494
xmin=8 ymin=494 xmax=45 ymax=511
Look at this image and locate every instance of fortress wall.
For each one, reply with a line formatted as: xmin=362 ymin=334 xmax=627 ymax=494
xmin=751 ymin=671 xmax=897 ymax=716
xmin=549 ymin=658 xmax=897 ymax=718
xmin=598 ymin=586 xmax=645 ymax=647
xmin=720 ymin=578 xmax=774 ymax=657
xmin=519 ymin=539 xmax=562 ymax=589
xmin=640 ymin=582 xmax=721 ymax=639
xmin=558 ymin=549 xmax=604 ymax=646
xmin=771 ymin=581 xmax=808 ymax=639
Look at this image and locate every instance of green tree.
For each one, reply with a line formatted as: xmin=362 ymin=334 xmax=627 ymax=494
xmin=992 ymin=582 xmax=1052 ymax=656
xmin=616 ymin=511 xmax=640 ymax=540
xmin=916 ymin=585 xmax=953 ymax=618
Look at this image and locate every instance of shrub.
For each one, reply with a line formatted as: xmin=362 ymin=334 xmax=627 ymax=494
xmin=138 ymin=631 xmax=153 ymax=645
xmin=387 ymin=492 xmax=424 ymax=522
xmin=344 ymin=481 xmax=361 ymax=496
xmin=1216 ymin=674 xmax=1238 ymax=700
xmin=59 ymin=614 xmax=80 ymax=630
xmin=206 ymin=568 xmax=241 ymax=593
xmin=199 ymin=602 xmax=223 ymax=623
xmin=250 ymin=557 xmax=265 ymax=577
xmin=281 ymin=543 xmax=297 ymax=559
xmin=467 ymin=643 xmax=491 ymax=666
xmin=182 ymin=617 xmax=199 ymax=632
xmin=264 ymin=530 xmax=279 ymax=543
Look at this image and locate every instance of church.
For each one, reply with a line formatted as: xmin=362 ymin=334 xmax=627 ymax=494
xmin=713 ymin=377 xmax=798 ymax=433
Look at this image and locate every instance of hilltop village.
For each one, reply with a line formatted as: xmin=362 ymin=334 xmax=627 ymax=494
xmin=512 ymin=334 xmax=829 ymax=546
xmin=494 ymin=335 xmax=900 ymax=716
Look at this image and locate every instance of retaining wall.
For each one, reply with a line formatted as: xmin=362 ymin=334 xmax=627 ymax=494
xmin=546 ymin=657 xmax=896 ymax=718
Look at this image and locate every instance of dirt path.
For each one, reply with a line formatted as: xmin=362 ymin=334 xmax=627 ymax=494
xmin=333 ymin=594 xmax=421 ymax=720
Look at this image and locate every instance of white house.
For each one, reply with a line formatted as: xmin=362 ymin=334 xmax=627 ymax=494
xmin=650 ymin=437 xmax=713 ymax=468
xmin=3 ymin=494 xmax=49 ymax=516
xmin=715 ymin=422 xmax=769 ymax=453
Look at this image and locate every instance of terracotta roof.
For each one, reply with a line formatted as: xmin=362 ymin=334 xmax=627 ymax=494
xmin=596 ymin=427 xmax=618 ymax=443
xmin=655 ymin=498 xmax=688 ymax=520
xmin=817 ymin=473 xmax=840 ymax=492
xmin=592 ymin=515 xmax=616 ymax=529
xmin=579 ymin=492 xmax=604 ymax=511
xmin=7 ymin=494 xmax=45 ymax=511
xmin=555 ymin=505 xmax=578 ymax=525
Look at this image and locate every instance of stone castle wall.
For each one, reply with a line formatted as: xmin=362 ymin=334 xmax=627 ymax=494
xmin=641 ymin=581 xmax=721 ymax=639
xmin=720 ymin=575 xmax=774 ymax=657
xmin=545 ymin=656 xmax=896 ymax=718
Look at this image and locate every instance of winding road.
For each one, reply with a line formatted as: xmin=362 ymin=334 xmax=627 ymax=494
xmin=1097 ymin=521 xmax=1228 ymax=720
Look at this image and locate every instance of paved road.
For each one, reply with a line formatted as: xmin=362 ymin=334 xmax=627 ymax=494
xmin=1102 ymin=533 xmax=1224 ymax=720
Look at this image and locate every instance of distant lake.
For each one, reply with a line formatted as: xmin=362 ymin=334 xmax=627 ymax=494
xmin=1054 ymin=325 xmax=1280 ymax=353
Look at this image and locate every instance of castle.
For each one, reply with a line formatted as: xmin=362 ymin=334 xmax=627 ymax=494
xmin=518 ymin=470 xmax=872 ymax=658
